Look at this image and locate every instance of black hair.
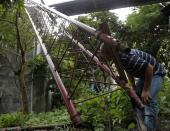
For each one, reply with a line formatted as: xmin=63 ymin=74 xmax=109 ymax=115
xmin=100 ymin=42 xmax=131 ymax=56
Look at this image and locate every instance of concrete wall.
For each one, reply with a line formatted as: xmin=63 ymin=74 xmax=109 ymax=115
xmin=0 ymin=45 xmax=49 ymax=113
xmin=0 ymin=55 xmax=21 ymax=113
xmin=32 ymin=65 xmax=47 ymax=113
xmin=0 ymin=54 xmax=33 ymax=113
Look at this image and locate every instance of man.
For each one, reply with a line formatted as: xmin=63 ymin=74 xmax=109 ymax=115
xmin=100 ymin=42 xmax=165 ymax=131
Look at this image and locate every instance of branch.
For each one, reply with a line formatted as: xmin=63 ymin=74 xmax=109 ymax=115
xmin=15 ymin=9 xmax=25 ymax=61
xmin=0 ymin=18 xmax=15 ymax=25
xmin=0 ymin=48 xmax=21 ymax=56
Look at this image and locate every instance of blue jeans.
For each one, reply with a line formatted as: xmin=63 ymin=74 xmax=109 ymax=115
xmin=135 ymin=75 xmax=164 ymax=131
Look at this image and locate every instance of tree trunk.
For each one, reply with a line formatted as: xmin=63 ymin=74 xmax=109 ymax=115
xmin=15 ymin=9 xmax=29 ymax=114
xmin=17 ymin=66 xmax=29 ymax=113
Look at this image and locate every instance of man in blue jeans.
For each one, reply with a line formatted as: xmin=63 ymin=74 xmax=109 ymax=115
xmin=100 ymin=42 xmax=165 ymax=131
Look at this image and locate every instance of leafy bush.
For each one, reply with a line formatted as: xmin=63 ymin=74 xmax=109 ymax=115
xmin=1 ymin=77 xmax=169 ymax=129
xmin=158 ymin=77 xmax=170 ymax=113
xmin=0 ymin=112 xmax=25 ymax=128
xmin=28 ymin=54 xmax=46 ymax=71
xmin=158 ymin=77 xmax=170 ymax=115
xmin=79 ymin=89 xmax=134 ymax=130
xmin=25 ymin=108 xmax=70 ymax=126
xmin=0 ymin=108 xmax=70 ymax=128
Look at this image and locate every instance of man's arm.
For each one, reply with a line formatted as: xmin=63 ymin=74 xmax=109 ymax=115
xmin=127 ymin=73 xmax=136 ymax=89
xmin=142 ymin=63 xmax=153 ymax=104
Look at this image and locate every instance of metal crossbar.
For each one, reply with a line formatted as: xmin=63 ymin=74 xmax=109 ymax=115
xmin=25 ymin=0 xmax=144 ymax=126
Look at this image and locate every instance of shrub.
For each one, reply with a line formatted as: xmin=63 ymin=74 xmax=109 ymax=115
xmin=78 ymin=89 xmax=134 ymax=130
xmin=0 ymin=112 xmax=25 ymax=128
xmin=0 ymin=107 xmax=70 ymax=128
xmin=25 ymin=108 xmax=70 ymax=126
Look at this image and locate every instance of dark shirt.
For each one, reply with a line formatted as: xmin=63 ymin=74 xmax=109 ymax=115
xmin=119 ymin=49 xmax=165 ymax=78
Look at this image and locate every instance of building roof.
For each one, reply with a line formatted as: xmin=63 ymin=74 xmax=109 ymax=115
xmin=50 ymin=0 xmax=170 ymax=16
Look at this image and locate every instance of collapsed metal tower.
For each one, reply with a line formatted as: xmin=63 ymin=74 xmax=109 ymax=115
xmin=25 ymin=0 xmax=144 ymax=128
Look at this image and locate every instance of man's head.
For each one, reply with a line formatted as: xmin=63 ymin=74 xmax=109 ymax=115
xmin=100 ymin=41 xmax=131 ymax=61
xmin=98 ymin=22 xmax=130 ymax=61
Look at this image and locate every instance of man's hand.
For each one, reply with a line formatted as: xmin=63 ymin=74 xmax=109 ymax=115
xmin=141 ymin=89 xmax=151 ymax=104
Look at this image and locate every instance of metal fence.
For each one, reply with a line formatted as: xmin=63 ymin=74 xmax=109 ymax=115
xmin=25 ymin=0 xmax=143 ymax=125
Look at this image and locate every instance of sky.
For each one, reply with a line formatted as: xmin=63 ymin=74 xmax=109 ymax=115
xmin=33 ymin=0 xmax=134 ymax=22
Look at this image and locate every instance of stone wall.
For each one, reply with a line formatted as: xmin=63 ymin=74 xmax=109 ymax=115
xmin=0 ymin=54 xmax=33 ymax=113
xmin=32 ymin=65 xmax=47 ymax=113
xmin=0 ymin=41 xmax=52 ymax=113
xmin=0 ymin=51 xmax=49 ymax=113
xmin=0 ymin=55 xmax=21 ymax=113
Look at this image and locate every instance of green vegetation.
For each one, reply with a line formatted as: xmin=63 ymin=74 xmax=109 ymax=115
xmin=158 ymin=77 xmax=170 ymax=130
xmin=0 ymin=1 xmax=170 ymax=130
xmin=0 ymin=78 xmax=170 ymax=130
xmin=25 ymin=108 xmax=70 ymax=126
xmin=79 ymin=89 xmax=134 ymax=130
xmin=0 ymin=108 xmax=70 ymax=128
xmin=0 ymin=0 xmax=36 ymax=113
xmin=0 ymin=112 xmax=25 ymax=128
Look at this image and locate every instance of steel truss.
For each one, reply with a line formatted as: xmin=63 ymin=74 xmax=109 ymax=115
xmin=25 ymin=1 xmax=145 ymax=129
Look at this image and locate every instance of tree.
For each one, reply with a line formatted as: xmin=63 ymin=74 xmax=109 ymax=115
xmin=0 ymin=1 xmax=35 ymax=113
xmin=78 ymin=11 xmax=122 ymax=36
xmin=125 ymin=4 xmax=169 ymax=57
xmin=124 ymin=4 xmax=170 ymax=74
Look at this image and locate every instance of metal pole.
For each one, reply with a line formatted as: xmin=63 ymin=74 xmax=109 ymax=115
xmin=26 ymin=0 xmax=143 ymax=112
xmin=74 ymin=88 xmax=121 ymax=104
xmin=66 ymin=33 xmax=143 ymax=108
xmin=25 ymin=8 xmax=81 ymax=125
xmin=26 ymin=0 xmax=97 ymax=36
xmin=26 ymin=0 xmax=133 ymax=83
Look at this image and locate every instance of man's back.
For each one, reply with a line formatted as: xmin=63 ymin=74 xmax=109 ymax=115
xmin=119 ymin=49 xmax=165 ymax=78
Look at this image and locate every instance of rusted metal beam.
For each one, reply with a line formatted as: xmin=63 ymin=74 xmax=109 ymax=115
xmin=25 ymin=7 xmax=81 ymax=125
xmin=74 ymin=87 xmax=121 ymax=104
xmin=66 ymin=33 xmax=143 ymax=108
xmin=61 ymin=75 xmax=117 ymax=85
xmin=26 ymin=0 xmax=144 ymax=125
